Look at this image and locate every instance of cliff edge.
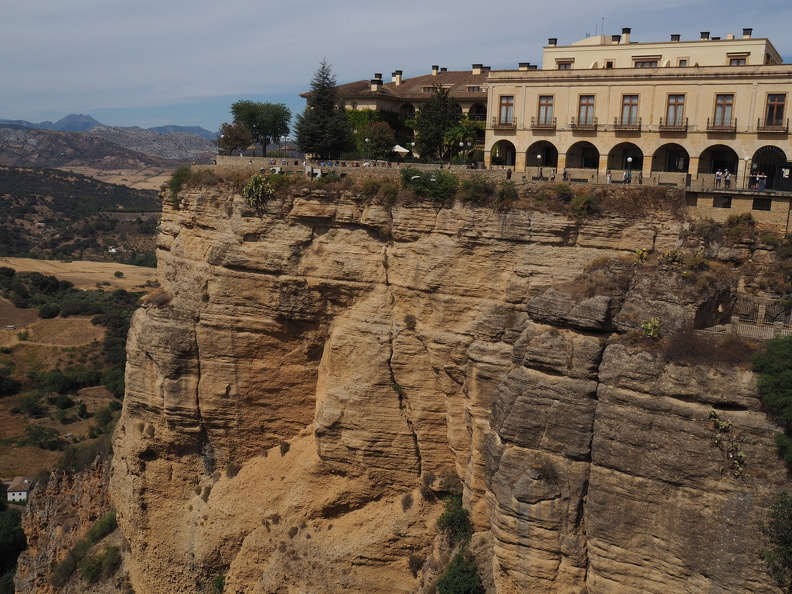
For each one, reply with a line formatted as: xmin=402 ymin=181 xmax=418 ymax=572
xmin=109 ymin=180 xmax=788 ymax=593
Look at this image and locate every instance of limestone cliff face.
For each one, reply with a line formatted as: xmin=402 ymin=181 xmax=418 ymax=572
xmin=110 ymin=183 xmax=787 ymax=593
xmin=16 ymin=458 xmax=114 ymax=594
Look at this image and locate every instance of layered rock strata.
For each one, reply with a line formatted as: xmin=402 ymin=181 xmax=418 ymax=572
xmin=110 ymin=184 xmax=787 ymax=593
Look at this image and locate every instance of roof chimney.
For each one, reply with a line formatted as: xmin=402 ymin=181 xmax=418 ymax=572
xmin=670 ymin=34 xmax=681 ymax=42
xmin=370 ymin=74 xmax=383 ymax=92
xmin=472 ymin=63 xmax=483 ymax=75
xmin=518 ymin=62 xmax=530 ymax=71
xmin=621 ymin=27 xmax=631 ymax=44
xmin=743 ymin=28 xmax=753 ymax=39
xmin=548 ymin=37 xmax=557 ymax=46
xmin=611 ymin=34 xmax=621 ymax=44
xmin=431 ymin=65 xmax=439 ymax=75
xmin=392 ymin=70 xmax=402 ymax=85
xmin=440 ymin=67 xmax=447 ymax=72
xmin=700 ymin=31 xmax=710 ymax=41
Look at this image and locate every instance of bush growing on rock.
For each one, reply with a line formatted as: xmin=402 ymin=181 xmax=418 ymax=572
xmin=437 ymin=495 xmax=472 ymax=544
xmin=437 ymin=550 xmax=484 ymax=594
xmin=760 ymin=491 xmax=792 ymax=587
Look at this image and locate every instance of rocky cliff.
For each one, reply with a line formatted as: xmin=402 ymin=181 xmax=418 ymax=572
xmin=108 ymin=180 xmax=788 ymax=593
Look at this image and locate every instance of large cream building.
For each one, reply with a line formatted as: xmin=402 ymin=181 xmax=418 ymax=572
xmin=485 ymin=27 xmax=792 ymax=190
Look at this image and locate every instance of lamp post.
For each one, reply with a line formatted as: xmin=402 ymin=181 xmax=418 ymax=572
xmin=627 ymin=156 xmax=633 ymax=184
xmin=743 ymin=155 xmax=750 ymax=189
xmin=411 ymin=141 xmax=415 ymax=161
xmin=365 ymin=138 xmax=370 ymax=163
xmin=537 ymin=154 xmax=542 ymax=180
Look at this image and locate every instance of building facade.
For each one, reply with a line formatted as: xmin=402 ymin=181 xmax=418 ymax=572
xmin=485 ymin=28 xmax=792 ymax=190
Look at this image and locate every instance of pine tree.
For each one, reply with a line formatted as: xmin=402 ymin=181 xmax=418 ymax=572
xmin=295 ymin=60 xmax=351 ymax=159
xmin=411 ymin=85 xmax=458 ymax=161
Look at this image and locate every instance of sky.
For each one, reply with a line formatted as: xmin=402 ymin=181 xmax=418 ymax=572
xmin=3 ymin=0 xmax=792 ymax=134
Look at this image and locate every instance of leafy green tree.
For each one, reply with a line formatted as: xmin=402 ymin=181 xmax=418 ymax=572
xmin=410 ymin=85 xmax=458 ymax=161
xmin=753 ymin=336 xmax=792 ymax=466
xmin=216 ymin=122 xmax=253 ymax=156
xmin=760 ymin=492 xmax=792 ymax=588
xmin=24 ymin=424 xmax=65 ymax=450
xmin=361 ymin=121 xmax=396 ymax=161
xmin=295 ymin=60 xmax=351 ymax=160
xmin=437 ymin=550 xmax=485 ymax=594
xmin=230 ymin=101 xmax=291 ymax=157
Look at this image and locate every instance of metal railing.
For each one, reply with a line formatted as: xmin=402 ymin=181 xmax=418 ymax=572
xmin=658 ymin=117 xmax=688 ymax=132
xmin=491 ymin=116 xmax=516 ymax=129
xmin=530 ymin=117 xmax=557 ymax=130
xmin=613 ymin=117 xmax=641 ymax=131
xmin=569 ymin=116 xmax=598 ymax=131
xmin=706 ymin=117 xmax=737 ymax=132
xmin=757 ymin=117 xmax=789 ymax=133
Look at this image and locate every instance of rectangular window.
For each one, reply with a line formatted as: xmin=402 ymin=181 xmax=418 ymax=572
xmin=467 ymin=86 xmax=482 ymax=93
xmin=606 ymin=61 xmax=614 ymax=69
xmin=666 ymin=95 xmax=685 ymax=126
xmin=678 ymin=59 xmax=688 ymax=67
xmin=714 ymin=94 xmax=734 ymax=127
xmin=766 ymin=94 xmax=786 ymax=127
xmin=635 ymin=60 xmax=658 ymax=68
xmin=578 ymin=95 xmax=595 ymax=125
xmin=558 ymin=62 xmax=572 ymax=70
xmin=621 ymin=95 xmax=639 ymax=125
xmin=499 ymin=96 xmax=514 ymax=124
xmin=753 ymin=198 xmax=772 ymax=211
xmin=538 ymin=95 xmax=554 ymax=125
xmin=713 ymin=196 xmax=732 ymax=209
xmin=729 ymin=58 xmax=746 ymax=66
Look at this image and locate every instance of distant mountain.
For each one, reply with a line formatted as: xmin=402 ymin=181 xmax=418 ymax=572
xmin=0 ymin=114 xmax=215 ymax=139
xmin=0 ymin=127 xmax=177 ymax=169
xmin=86 ymin=127 xmax=217 ymax=161
xmin=148 ymin=125 xmax=216 ymax=140
xmin=51 ymin=114 xmax=104 ymax=132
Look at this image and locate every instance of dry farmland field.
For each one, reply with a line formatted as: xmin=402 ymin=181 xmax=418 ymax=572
xmin=0 ymin=257 xmax=158 ymax=291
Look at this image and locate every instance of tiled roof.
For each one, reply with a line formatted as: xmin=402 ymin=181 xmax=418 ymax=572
xmin=310 ymin=69 xmax=494 ymax=102
xmin=7 ymin=476 xmax=31 ymax=493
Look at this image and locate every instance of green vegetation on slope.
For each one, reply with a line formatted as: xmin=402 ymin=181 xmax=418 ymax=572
xmin=0 ymin=166 xmax=160 ymax=264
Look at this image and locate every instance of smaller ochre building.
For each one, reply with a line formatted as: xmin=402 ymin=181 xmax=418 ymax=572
xmin=485 ymin=27 xmax=792 ymax=191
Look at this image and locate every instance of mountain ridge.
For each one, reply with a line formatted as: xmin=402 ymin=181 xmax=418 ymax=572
xmin=0 ymin=114 xmax=216 ymax=139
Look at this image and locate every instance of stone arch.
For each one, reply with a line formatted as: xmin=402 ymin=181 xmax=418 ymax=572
xmin=491 ymin=140 xmax=516 ymax=167
xmin=566 ymin=141 xmax=599 ymax=169
xmin=697 ymin=144 xmax=738 ymax=174
xmin=751 ymin=145 xmax=787 ymax=189
xmin=469 ymin=103 xmax=486 ymax=123
xmin=652 ymin=143 xmax=690 ymax=172
xmin=399 ymin=103 xmax=415 ymax=121
xmin=605 ymin=142 xmax=643 ymax=171
xmin=526 ymin=141 xmax=559 ymax=171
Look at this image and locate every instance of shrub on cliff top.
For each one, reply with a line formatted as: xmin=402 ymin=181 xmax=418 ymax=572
xmin=400 ymin=167 xmax=458 ymax=202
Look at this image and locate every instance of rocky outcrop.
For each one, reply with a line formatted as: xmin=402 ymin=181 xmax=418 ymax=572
xmin=109 ymin=183 xmax=787 ymax=593
xmin=16 ymin=457 xmax=114 ymax=594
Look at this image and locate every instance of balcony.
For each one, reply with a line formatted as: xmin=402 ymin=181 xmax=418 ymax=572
xmin=706 ymin=117 xmax=737 ymax=132
xmin=569 ymin=117 xmax=598 ymax=131
xmin=491 ymin=116 xmax=516 ymax=130
xmin=757 ymin=118 xmax=789 ymax=133
xmin=613 ymin=117 xmax=642 ymax=131
xmin=658 ymin=117 xmax=688 ymax=132
xmin=530 ymin=117 xmax=557 ymax=130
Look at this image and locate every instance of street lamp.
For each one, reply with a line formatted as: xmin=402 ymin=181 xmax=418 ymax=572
xmin=365 ymin=138 xmax=370 ymax=163
xmin=627 ymin=156 xmax=633 ymax=183
xmin=410 ymin=141 xmax=415 ymax=161
xmin=743 ymin=155 xmax=750 ymax=189
xmin=537 ymin=154 xmax=542 ymax=180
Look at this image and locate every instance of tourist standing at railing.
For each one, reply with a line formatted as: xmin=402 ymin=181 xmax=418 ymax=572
xmin=724 ymin=170 xmax=731 ymax=188
xmin=715 ymin=169 xmax=722 ymax=187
